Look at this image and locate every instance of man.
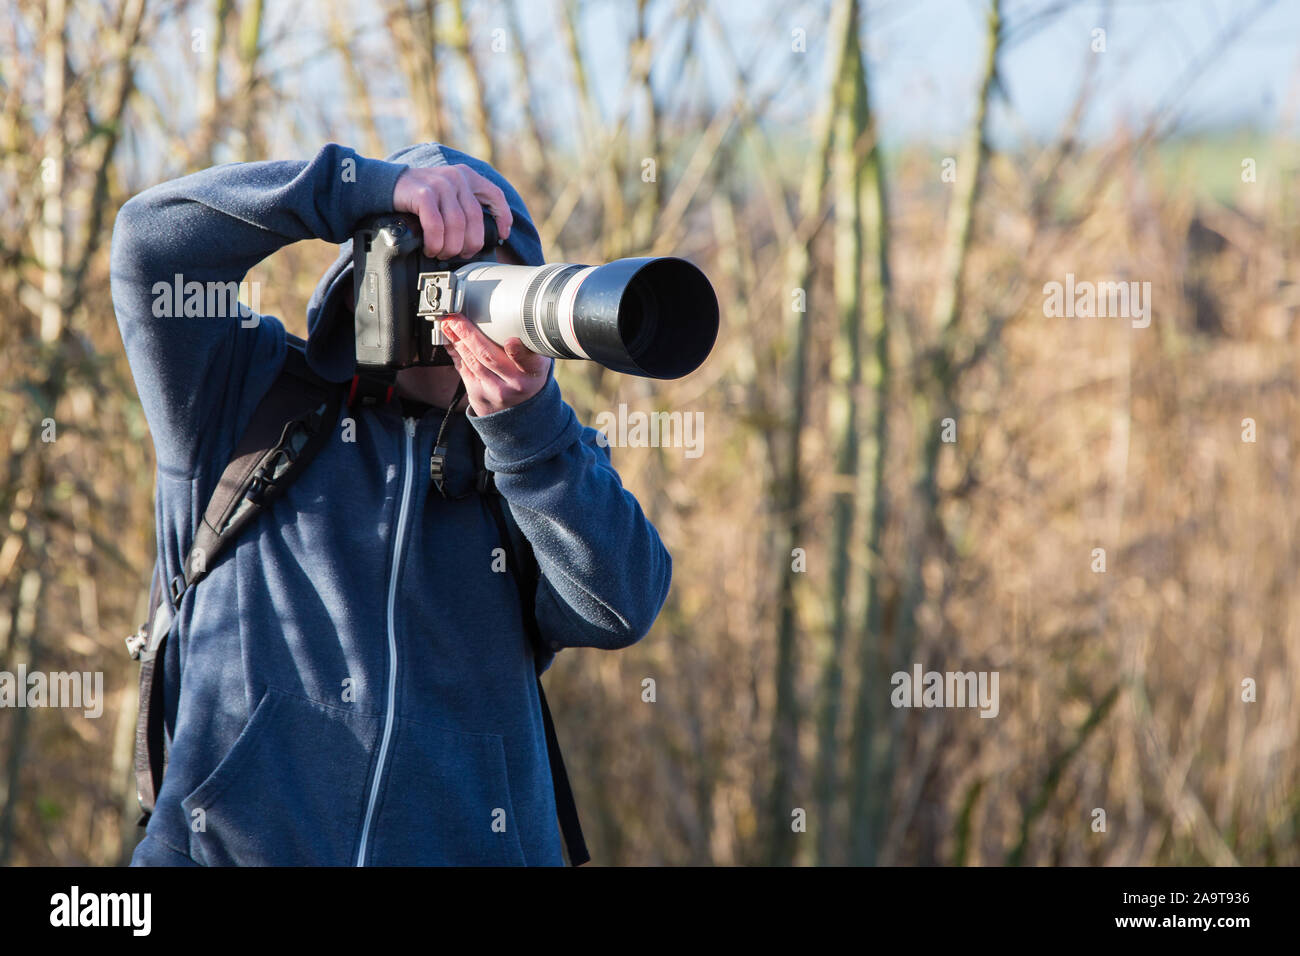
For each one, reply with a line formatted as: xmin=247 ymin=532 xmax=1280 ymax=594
xmin=111 ymin=142 xmax=671 ymax=866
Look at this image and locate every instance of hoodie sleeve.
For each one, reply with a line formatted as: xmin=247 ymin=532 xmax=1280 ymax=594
xmin=468 ymin=370 xmax=672 ymax=651
xmin=110 ymin=143 xmax=406 ymax=473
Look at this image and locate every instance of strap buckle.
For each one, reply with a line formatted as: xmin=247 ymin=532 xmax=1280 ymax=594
xmin=168 ymin=574 xmax=186 ymax=607
xmin=245 ymin=444 xmax=298 ymax=504
xmin=125 ymin=627 xmax=148 ymax=660
xmin=430 ymin=445 xmax=448 ymax=496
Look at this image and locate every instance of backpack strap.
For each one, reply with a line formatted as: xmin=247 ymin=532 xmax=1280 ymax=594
xmin=480 ymin=481 xmax=590 ymax=867
xmin=187 ymin=343 xmax=342 ymax=589
xmin=127 ymin=339 xmax=344 ymax=823
xmin=129 ymin=566 xmax=169 ymax=826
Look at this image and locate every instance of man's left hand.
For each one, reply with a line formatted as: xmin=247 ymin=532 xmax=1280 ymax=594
xmin=441 ymin=316 xmax=552 ymax=416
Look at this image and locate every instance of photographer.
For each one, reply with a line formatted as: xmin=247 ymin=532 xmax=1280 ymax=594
xmin=110 ymin=142 xmax=672 ymax=866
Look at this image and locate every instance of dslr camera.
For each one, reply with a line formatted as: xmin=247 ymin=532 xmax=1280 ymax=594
xmin=352 ymin=211 xmax=718 ymax=382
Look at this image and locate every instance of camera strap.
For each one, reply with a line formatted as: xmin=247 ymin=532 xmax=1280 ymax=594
xmin=128 ymin=338 xmax=345 ymax=824
xmin=429 ymin=380 xmax=468 ymax=498
xmin=347 ymin=370 xmax=395 ymax=407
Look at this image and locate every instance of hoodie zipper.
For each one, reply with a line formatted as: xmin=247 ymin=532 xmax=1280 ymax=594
xmin=355 ymin=415 xmax=417 ymax=866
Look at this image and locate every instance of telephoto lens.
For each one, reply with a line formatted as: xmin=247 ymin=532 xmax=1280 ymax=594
xmin=449 ymin=255 xmax=719 ymax=379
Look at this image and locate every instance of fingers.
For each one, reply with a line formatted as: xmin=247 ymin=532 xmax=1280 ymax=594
xmin=443 ymin=325 xmax=504 ymax=415
xmin=442 ymin=333 xmax=478 ymax=389
xmin=503 ymin=338 xmax=550 ymax=378
xmin=501 ymin=339 xmax=529 ymax=375
xmin=442 ymin=318 xmax=551 ymax=415
xmin=434 ymin=181 xmax=468 ymax=259
xmin=397 ymin=166 xmax=507 ymax=259
xmin=451 ymin=174 xmax=485 ymax=259
xmin=443 ymin=317 xmax=509 ymax=384
xmin=410 ymin=185 xmax=444 ymax=258
xmin=457 ymin=165 xmax=512 ymax=242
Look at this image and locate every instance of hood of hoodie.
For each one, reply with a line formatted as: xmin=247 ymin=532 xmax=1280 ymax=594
xmin=304 ymin=143 xmax=546 ymax=382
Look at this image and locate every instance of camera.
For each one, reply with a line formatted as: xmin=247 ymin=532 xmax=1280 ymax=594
xmin=352 ymin=211 xmax=719 ymax=381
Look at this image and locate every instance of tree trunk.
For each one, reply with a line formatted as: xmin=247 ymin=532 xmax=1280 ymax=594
xmin=233 ymin=0 xmax=265 ymax=162
xmin=193 ymin=0 xmax=230 ymax=169
xmin=40 ymin=0 xmax=66 ymax=343
xmin=766 ymin=0 xmax=852 ymax=867
xmin=813 ymin=0 xmax=870 ymax=867
xmin=449 ymin=0 xmax=494 ymax=164
xmin=860 ymin=0 xmax=1001 ymax=866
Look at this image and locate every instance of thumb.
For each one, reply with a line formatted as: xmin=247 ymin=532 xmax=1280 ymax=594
xmin=504 ymin=339 xmax=549 ymax=376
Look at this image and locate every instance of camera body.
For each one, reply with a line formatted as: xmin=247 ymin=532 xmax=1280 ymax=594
xmin=352 ymin=211 xmax=499 ymax=376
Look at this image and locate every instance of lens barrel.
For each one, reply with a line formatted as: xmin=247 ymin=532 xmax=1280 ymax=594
xmin=455 ymin=256 xmax=719 ymax=379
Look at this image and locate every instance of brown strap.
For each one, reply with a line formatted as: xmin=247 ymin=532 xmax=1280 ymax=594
xmin=190 ymin=344 xmax=338 ymax=584
xmin=133 ymin=341 xmax=343 ymax=824
xmin=132 ymin=566 xmax=168 ymax=821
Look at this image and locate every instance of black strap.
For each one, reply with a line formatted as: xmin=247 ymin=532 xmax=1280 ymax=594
xmin=131 ymin=340 xmax=344 ymax=823
xmin=131 ymin=566 xmax=168 ymax=824
xmin=186 ymin=344 xmax=342 ymax=589
xmin=430 ymin=381 xmax=468 ymax=498
xmin=483 ymin=491 xmax=590 ymax=866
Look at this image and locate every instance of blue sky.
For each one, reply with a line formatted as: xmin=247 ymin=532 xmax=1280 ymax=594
xmin=571 ymin=0 xmax=1300 ymax=146
xmin=158 ymin=0 xmax=1300 ymax=168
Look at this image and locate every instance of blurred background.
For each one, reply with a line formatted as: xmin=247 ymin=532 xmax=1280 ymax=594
xmin=1 ymin=0 xmax=1298 ymax=866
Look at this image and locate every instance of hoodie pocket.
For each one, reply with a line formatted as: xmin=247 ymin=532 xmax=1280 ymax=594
xmin=366 ymin=717 xmax=526 ymax=866
xmin=182 ymin=688 xmax=380 ymax=866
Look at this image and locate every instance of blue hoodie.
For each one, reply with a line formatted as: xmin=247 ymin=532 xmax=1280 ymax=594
xmin=111 ymin=143 xmax=671 ymax=866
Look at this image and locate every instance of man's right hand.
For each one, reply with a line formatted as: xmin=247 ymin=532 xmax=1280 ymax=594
xmin=392 ymin=164 xmax=513 ymax=260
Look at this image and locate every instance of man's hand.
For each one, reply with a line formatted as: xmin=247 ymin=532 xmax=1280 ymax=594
xmin=392 ymin=164 xmax=513 ymax=259
xmin=441 ymin=317 xmax=552 ymax=416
